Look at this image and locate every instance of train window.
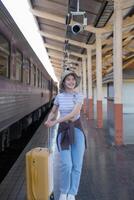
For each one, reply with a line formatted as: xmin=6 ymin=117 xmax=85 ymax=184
xmin=37 ymin=68 xmax=40 ymax=87
xmin=16 ymin=50 xmax=22 ymax=81
xmin=23 ymin=58 xmax=30 ymax=84
xmin=42 ymin=77 xmax=44 ymax=88
xmin=34 ymin=65 xmax=36 ymax=86
xmin=48 ymin=80 xmax=51 ymax=90
xmin=46 ymin=79 xmax=49 ymax=89
xmin=0 ymin=33 xmax=10 ymax=77
xmin=44 ymin=78 xmax=47 ymax=89
xmin=31 ymin=64 xmax=36 ymax=86
xmin=42 ymin=76 xmax=45 ymax=89
xmin=29 ymin=61 xmax=31 ymax=84
xmin=41 ymin=71 xmax=42 ymax=88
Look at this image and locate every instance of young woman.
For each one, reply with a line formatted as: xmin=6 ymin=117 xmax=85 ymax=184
xmin=44 ymin=70 xmax=86 ymax=200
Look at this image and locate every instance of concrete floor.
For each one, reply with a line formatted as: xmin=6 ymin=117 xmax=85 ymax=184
xmin=53 ymin=115 xmax=134 ymax=200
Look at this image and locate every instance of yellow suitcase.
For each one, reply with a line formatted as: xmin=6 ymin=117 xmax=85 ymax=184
xmin=26 ymin=147 xmax=54 ymax=200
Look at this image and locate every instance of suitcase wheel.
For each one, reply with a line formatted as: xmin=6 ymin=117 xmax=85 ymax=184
xmin=50 ymin=192 xmax=55 ymax=200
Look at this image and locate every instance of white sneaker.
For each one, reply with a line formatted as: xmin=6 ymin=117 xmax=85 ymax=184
xmin=67 ymin=194 xmax=75 ymax=200
xmin=59 ymin=193 xmax=67 ymax=200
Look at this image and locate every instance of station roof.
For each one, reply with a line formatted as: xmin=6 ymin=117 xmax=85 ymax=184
xmin=29 ymin=0 xmax=134 ymax=81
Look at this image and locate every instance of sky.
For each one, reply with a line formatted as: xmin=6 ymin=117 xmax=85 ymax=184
xmin=1 ymin=0 xmax=58 ymax=82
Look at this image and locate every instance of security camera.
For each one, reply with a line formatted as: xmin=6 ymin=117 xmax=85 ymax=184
xmin=71 ymin=15 xmax=87 ymax=35
xmin=71 ymin=23 xmax=83 ymax=35
xmin=66 ymin=0 xmax=87 ymax=35
xmin=70 ymin=12 xmax=87 ymax=35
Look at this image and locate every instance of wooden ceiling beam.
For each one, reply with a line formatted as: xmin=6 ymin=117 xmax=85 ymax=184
xmin=45 ymin=43 xmax=64 ymax=52
xmin=50 ymin=55 xmax=81 ymax=65
xmin=124 ymin=46 xmax=134 ymax=53
xmin=55 ymin=69 xmax=62 ymax=72
xmin=32 ymin=8 xmax=134 ymax=36
xmin=34 ymin=0 xmax=67 ymax=13
xmin=51 ymin=60 xmax=62 ymax=65
xmin=40 ymin=31 xmax=86 ymax=48
xmin=52 ymin=62 xmax=62 ymax=66
xmin=52 ymin=65 xmax=62 ymax=69
xmin=41 ymin=31 xmax=65 ymax=42
xmin=53 ymin=68 xmax=63 ymax=71
xmin=31 ymin=8 xmax=65 ymax=24
xmin=44 ymin=32 xmax=133 ymax=70
xmin=101 ymin=30 xmax=134 ymax=55
xmin=48 ymin=51 xmax=64 ymax=58
xmin=42 ymin=28 xmax=133 ymax=56
xmin=103 ymin=56 xmax=134 ymax=74
xmin=104 ymin=14 xmax=134 ymax=34
xmin=52 ymin=62 xmax=62 ymax=67
xmin=102 ymin=29 xmax=133 ymax=47
xmin=45 ymin=43 xmax=84 ymax=58
xmin=122 ymin=0 xmax=134 ymax=9
xmin=48 ymin=48 xmax=84 ymax=60
xmin=31 ymin=8 xmax=107 ymax=34
xmin=49 ymin=55 xmax=63 ymax=60
xmin=123 ymin=58 xmax=134 ymax=69
xmin=86 ymin=26 xmax=106 ymax=34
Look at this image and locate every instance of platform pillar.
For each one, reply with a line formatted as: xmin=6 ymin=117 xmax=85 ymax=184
xmin=96 ymin=33 xmax=103 ymax=128
xmin=113 ymin=0 xmax=123 ymax=145
xmin=87 ymin=47 xmax=93 ymax=119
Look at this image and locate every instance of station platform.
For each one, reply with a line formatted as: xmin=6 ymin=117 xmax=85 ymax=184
xmin=0 ymin=114 xmax=134 ymax=200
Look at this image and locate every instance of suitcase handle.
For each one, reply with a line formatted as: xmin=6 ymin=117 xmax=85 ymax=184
xmin=48 ymin=128 xmax=53 ymax=153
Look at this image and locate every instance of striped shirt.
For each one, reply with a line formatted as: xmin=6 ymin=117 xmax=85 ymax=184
xmin=54 ymin=92 xmax=84 ymax=120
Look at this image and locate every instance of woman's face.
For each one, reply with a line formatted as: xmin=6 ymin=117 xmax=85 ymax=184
xmin=64 ymin=74 xmax=76 ymax=90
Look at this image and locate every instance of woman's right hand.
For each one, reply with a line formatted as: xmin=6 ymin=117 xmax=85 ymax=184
xmin=44 ymin=120 xmax=51 ymax=127
xmin=44 ymin=119 xmax=57 ymax=128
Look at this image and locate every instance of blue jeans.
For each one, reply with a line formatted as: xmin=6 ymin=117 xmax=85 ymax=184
xmin=58 ymin=128 xmax=85 ymax=195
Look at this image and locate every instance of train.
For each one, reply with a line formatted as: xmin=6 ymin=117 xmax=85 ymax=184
xmin=0 ymin=2 xmax=58 ymax=152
